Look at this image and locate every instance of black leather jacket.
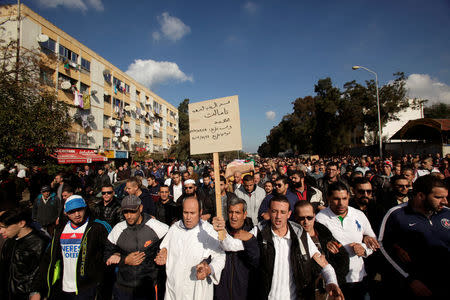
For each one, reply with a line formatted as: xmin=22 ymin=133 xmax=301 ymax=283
xmin=0 ymin=230 xmax=49 ymax=299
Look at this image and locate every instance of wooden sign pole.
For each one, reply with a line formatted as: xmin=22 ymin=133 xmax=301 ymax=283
xmin=213 ymin=152 xmax=226 ymax=240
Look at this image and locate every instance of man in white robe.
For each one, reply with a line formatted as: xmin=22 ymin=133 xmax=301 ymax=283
xmin=155 ymin=196 xmax=225 ymax=300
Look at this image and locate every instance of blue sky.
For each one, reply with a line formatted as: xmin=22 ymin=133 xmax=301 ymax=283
xmin=14 ymin=0 xmax=450 ymax=152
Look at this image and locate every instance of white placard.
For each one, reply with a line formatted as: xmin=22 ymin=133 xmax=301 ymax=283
xmin=189 ymin=95 xmax=242 ymax=155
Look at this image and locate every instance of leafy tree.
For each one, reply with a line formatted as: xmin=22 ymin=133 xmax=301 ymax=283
xmin=168 ymin=99 xmax=190 ymax=160
xmin=0 ymin=41 xmax=72 ymax=166
xmin=258 ymin=73 xmax=409 ymax=156
xmin=424 ymin=102 xmax=450 ymax=119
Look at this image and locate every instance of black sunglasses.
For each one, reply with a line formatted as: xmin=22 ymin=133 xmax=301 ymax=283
xmin=102 ymin=191 xmax=114 ymax=195
xmin=357 ymin=189 xmax=372 ymax=195
xmin=276 ymin=184 xmax=284 ymax=188
xmin=185 ymin=186 xmax=195 ymax=190
xmin=297 ymin=216 xmax=314 ymax=221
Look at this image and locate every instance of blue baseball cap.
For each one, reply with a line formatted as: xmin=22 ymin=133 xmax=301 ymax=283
xmin=64 ymin=195 xmax=87 ymax=213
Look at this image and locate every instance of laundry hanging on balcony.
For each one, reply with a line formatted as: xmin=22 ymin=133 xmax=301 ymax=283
xmin=82 ymin=94 xmax=91 ymax=109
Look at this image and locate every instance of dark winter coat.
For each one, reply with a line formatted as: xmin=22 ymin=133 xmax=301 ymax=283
xmin=43 ymin=217 xmax=110 ymax=298
xmin=214 ymin=218 xmax=259 ymax=300
xmin=0 ymin=230 xmax=49 ymax=300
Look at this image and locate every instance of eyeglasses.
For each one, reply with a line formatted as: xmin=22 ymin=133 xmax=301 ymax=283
xmin=276 ymin=184 xmax=284 ymax=188
xmin=102 ymin=191 xmax=114 ymax=195
xmin=122 ymin=209 xmax=139 ymax=214
xmin=297 ymin=216 xmax=314 ymax=221
xmin=357 ymin=189 xmax=372 ymax=195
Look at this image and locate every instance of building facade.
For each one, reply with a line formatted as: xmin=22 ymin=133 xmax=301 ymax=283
xmin=0 ymin=4 xmax=179 ymax=161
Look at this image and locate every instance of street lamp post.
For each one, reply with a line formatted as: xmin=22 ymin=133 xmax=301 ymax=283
xmin=352 ymin=65 xmax=383 ymax=159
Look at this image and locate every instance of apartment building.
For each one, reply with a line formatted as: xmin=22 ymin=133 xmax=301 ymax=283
xmin=0 ymin=4 xmax=179 ymax=162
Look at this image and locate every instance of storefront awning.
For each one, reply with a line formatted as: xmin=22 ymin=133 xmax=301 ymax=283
xmin=53 ymin=152 xmax=92 ymax=164
xmin=54 ymin=148 xmax=108 ymax=164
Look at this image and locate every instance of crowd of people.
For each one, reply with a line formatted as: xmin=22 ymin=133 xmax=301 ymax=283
xmin=0 ymin=153 xmax=449 ymax=300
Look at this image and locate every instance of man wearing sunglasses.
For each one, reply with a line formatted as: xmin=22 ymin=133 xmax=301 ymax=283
xmin=293 ymin=201 xmax=349 ymax=288
xmin=350 ymin=178 xmax=386 ymax=236
xmin=379 ymin=175 xmax=411 ymax=212
xmin=93 ymin=184 xmax=123 ymax=228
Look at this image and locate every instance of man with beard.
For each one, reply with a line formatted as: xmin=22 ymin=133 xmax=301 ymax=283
xmin=317 ymin=162 xmax=349 ymax=206
xmin=379 ymin=175 xmax=449 ymax=298
xmin=212 ymin=198 xmax=259 ymax=300
xmin=290 ymin=171 xmax=324 ymax=212
xmin=350 ymin=177 xmax=386 ymax=236
xmin=380 ymin=175 xmax=411 ymax=211
xmin=316 ymin=183 xmax=378 ymax=300
xmin=44 ymin=195 xmax=111 ymax=299
xmin=105 ymin=195 xmax=169 ymax=300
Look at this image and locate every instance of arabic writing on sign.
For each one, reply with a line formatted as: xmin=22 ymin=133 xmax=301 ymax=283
xmin=189 ymin=96 xmax=242 ymax=155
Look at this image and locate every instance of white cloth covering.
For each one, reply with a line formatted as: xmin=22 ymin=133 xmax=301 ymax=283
xmin=161 ymin=220 xmax=226 ymax=300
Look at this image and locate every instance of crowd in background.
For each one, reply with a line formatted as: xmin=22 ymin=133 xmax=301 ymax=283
xmin=0 ymin=152 xmax=448 ymax=300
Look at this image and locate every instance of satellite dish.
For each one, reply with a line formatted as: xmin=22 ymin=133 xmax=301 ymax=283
xmin=61 ymin=81 xmax=71 ymax=90
xmin=37 ymin=34 xmax=49 ymax=43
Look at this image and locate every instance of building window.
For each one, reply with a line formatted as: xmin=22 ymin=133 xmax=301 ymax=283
xmin=104 ymin=95 xmax=111 ymax=103
xmin=125 ymin=84 xmax=130 ymax=93
xmin=59 ymin=45 xmax=78 ymax=63
xmin=80 ymin=82 xmax=89 ymax=94
xmin=81 ymin=58 xmax=90 ymax=72
xmin=40 ymin=38 xmax=56 ymax=53
xmin=58 ymin=72 xmax=77 ymax=88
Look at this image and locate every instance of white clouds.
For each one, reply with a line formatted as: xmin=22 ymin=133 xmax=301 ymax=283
xmin=85 ymin=0 xmax=104 ymax=11
xmin=243 ymin=2 xmax=259 ymax=14
xmin=37 ymin=0 xmax=103 ymax=11
xmin=266 ymin=111 xmax=276 ymax=120
xmin=153 ymin=12 xmax=191 ymax=42
xmin=405 ymin=74 xmax=450 ymax=106
xmin=125 ymin=59 xmax=193 ymax=89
